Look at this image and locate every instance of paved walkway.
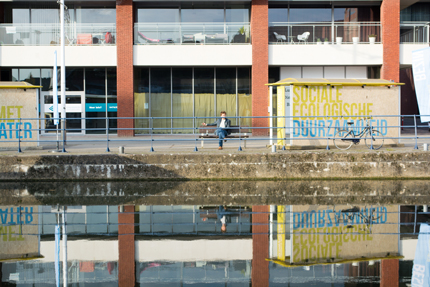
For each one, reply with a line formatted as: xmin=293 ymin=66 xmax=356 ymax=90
xmin=1 ymin=127 xmax=430 ymax=156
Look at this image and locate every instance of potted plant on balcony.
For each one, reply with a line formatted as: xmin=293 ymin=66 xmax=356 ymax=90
xmin=324 ymin=38 xmax=329 ymax=45
xmin=336 ymin=36 xmax=343 ymax=45
xmin=369 ymin=34 xmax=377 ymax=44
xmin=316 ymin=38 xmax=322 ymax=45
xmin=352 ymin=37 xmax=359 ymax=44
xmin=233 ymin=26 xmax=247 ymax=43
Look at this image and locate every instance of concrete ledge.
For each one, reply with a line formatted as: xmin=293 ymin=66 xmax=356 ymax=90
xmin=0 ymin=152 xmax=430 ymax=180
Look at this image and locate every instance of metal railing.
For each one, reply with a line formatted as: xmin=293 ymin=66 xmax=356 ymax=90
xmin=400 ymin=22 xmax=430 ymax=43
xmin=1 ymin=114 xmax=429 ymax=153
xmin=0 ymin=23 xmax=116 ymax=46
xmin=269 ymin=22 xmax=381 ymax=44
xmin=134 ymin=22 xmax=251 ymax=45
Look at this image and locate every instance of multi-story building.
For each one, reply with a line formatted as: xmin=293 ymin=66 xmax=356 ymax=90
xmin=0 ymin=0 xmax=425 ymax=136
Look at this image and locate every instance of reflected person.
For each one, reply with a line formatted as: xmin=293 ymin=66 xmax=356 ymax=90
xmin=202 ymin=111 xmax=231 ymax=150
xmin=216 ymin=205 xmax=229 ymax=233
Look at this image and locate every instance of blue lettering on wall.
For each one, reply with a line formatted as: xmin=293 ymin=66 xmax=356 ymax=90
xmin=0 ymin=122 xmax=33 ymax=139
xmin=291 ymin=119 xmax=389 ymax=138
xmin=292 ymin=207 xmax=388 ymax=230
xmin=0 ymin=207 xmax=34 ymax=225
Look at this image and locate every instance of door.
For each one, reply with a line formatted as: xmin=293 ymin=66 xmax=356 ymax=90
xmin=40 ymin=91 xmax=85 ymax=134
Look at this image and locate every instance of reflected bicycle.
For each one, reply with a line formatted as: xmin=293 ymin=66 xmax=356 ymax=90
xmin=333 ymin=117 xmax=384 ymax=150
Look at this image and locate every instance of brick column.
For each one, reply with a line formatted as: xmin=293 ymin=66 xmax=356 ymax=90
xmin=380 ymin=259 xmax=399 ymax=287
xmin=251 ymin=0 xmax=269 ymax=136
xmin=381 ymin=0 xmax=400 ymax=82
xmin=118 ymin=205 xmax=135 ymax=287
xmin=116 ymin=0 xmax=134 ymax=136
xmin=251 ymin=205 xmax=269 ymax=287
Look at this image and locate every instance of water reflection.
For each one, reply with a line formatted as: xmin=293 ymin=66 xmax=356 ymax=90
xmin=0 ymin=203 xmax=422 ymax=286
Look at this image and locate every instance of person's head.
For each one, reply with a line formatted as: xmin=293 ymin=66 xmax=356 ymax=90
xmin=221 ymin=223 xmax=227 ymax=233
xmin=220 ymin=111 xmax=226 ymax=118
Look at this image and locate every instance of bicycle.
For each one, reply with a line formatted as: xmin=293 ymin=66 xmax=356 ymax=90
xmin=333 ymin=117 xmax=384 ymax=150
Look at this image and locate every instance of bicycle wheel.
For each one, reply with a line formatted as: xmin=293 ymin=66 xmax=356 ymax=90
xmin=333 ymin=129 xmax=354 ymax=150
xmin=365 ymin=129 xmax=384 ymax=150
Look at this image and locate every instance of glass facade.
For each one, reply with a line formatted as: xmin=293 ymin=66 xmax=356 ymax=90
xmin=1 ymin=3 xmax=116 ymax=46
xmin=134 ymin=67 xmax=252 ymax=134
xmin=401 ymin=2 xmax=430 ymax=22
xmin=269 ymin=4 xmax=380 ymax=43
xmin=5 ymin=67 xmax=117 ymax=134
xmin=136 ymin=3 xmax=249 ymax=23
xmin=134 ymin=3 xmax=250 ymax=44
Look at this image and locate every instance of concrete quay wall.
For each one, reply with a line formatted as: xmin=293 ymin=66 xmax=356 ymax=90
xmin=0 ymin=152 xmax=430 ymax=180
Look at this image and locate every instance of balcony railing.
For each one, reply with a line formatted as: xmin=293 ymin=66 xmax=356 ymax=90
xmin=269 ymin=22 xmax=381 ymax=44
xmin=400 ymin=22 xmax=430 ymax=43
xmin=134 ymin=22 xmax=251 ymax=45
xmin=0 ymin=23 xmax=116 ymax=46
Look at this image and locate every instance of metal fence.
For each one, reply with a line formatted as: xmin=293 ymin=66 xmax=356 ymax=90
xmin=0 ymin=23 xmax=116 ymax=46
xmin=134 ymin=22 xmax=251 ymax=45
xmin=269 ymin=22 xmax=382 ymax=44
xmin=1 ymin=114 xmax=430 ymax=153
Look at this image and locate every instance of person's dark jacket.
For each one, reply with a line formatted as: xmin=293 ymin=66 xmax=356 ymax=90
xmin=207 ymin=118 xmax=232 ymax=135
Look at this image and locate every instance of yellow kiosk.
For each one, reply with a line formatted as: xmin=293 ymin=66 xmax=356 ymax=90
xmin=267 ymin=79 xmax=403 ymax=148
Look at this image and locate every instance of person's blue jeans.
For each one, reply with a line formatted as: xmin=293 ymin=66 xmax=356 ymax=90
xmin=216 ymin=128 xmax=228 ymax=147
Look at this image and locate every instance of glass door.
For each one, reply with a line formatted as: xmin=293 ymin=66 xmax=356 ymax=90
xmin=40 ymin=91 xmax=85 ymax=134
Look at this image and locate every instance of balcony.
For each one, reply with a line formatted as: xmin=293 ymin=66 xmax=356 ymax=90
xmin=400 ymin=22 xmax=430 ymax=65
xmin=133 ymin=22 xmax=252 ymax=66
xmin=0 ymin=23 xmax=116 ymax=46
xmin=0 ymin=23 xmax=117 ymax=67
xmin=269 ymin=22 xmax=381 ymax=44
xmin=400 ymin=22 xmax=429 ymax=43
xmin=134 ymin=22 xmax=251 ymax=45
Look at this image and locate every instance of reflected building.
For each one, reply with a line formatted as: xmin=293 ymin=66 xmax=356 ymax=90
xmin=0 ymin=204 xmax=423 ymax=286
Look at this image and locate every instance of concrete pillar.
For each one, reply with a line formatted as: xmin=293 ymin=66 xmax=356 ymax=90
xmin=118 ymin=205 xmax=136 ymax=287
xmin=251 ymin=205 xmax=269 ymax=287
xmin=381 ymin=0 xmax=400 ymax=82
xmin=380 ymin=259 xmax=399 ymax=287
xmin=116 ymin=0 xmax=134 ymax=137
xmin=251 ymin=0 xmax=269 ymax=136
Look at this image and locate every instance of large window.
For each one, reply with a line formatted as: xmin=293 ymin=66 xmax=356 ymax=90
xmin=134 ymin=67 xmax=252 ymax=134
xmin=269 ymin=4 xmax=380 ymax=43
xmin=135 ymin=3 xmax=250 ymax=44
xmin=2 ymin=3 xmax=116 ymax=46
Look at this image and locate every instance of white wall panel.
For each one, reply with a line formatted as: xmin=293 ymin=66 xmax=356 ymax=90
xmin=346 ymin=66 xmax=367 ymax=78
xmin=324 ymin=66 xmax=345 ymax=78
xmin=40 ymin=240 xmax=118 ymax=262
xmin=269 ymin=44 xmax=383 ymax=66
xmin=303 ymin=66 xmax=323 ymax=78
xmin=0 ymin=46 xmax=117 ymax=67
xmin=134 ymin=45 xmax=252 ymax=66
xmin=400 ymin=44 xmax=429 ymax=65
xmin=280 ymin=66 xmax=301 ymax=79
xmin=136 ymin=239 xmax=252 ymax=261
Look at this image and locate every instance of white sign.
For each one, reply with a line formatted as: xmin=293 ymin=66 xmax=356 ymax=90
xmin=45 ymin=104 xmax=81 ymax=113
xmin=412 ymin=47 xmax=430 ymax=122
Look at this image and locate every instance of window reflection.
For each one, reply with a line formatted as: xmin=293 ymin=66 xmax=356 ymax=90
xmin=75 ymin=8 xmax=116 ymax=24
xmin=134 ymin=68 xmax=150 ymax=135
xmin=137 ymin=8 xmax=179 ymax=23
xmin=151 ymin=68 xmax=171 ymax=133
xmin=289 ymin=8 xmax=332 ymax=23
xmin=216 ymin=68 xmax=236 ymax=124
xmin=194 ymin=68 xmax=215 ymax=128
xmin=172 ymin=68 xmax=193 ymax=134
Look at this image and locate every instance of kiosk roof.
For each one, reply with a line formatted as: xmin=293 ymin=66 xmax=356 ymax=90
xmin=266 ymin=78 xmax=404 ymax=87
xmin=0 ymin=82 xmax=41 ymax=89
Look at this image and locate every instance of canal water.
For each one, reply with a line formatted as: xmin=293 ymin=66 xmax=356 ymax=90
xmin=0 ymin=181 xmax=426 ymax=286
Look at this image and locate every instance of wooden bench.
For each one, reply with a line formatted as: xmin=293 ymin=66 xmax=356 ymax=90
xmin=198 ymin=125 xmax=249 ymax=148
